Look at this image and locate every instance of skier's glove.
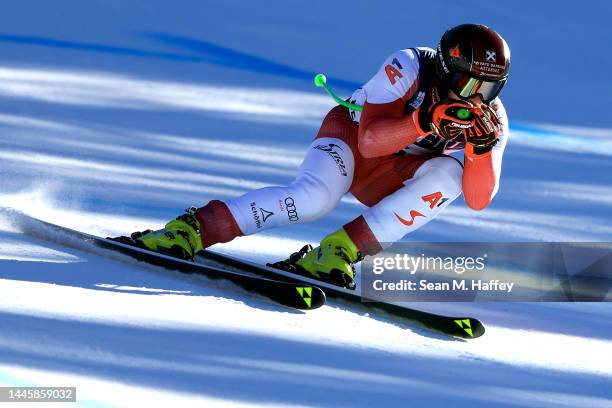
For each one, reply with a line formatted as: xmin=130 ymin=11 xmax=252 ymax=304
xmin=466 ymin=104 xmax=500 ymax=155
xmin=428 ymin=99 xmax=475 ymax=142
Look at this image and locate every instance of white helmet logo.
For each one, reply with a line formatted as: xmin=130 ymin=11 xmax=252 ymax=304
xmin=486 ymin=50 xmax=497 ymax=62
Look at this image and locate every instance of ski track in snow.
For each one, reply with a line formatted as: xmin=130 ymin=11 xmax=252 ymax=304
xmin=0 ymin=2 xmax=611 ymax=407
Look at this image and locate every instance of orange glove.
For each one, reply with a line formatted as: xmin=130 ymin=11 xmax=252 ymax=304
xmin=466 ymin=104 xmax=500 ymax=155
xmin=428 ymin=99 xmax=475 ymax=142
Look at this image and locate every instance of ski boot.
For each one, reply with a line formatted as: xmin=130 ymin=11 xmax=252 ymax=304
xmin=111 ymin=207 xmax=203 ymax=260
xmin=268 ymin=228 xmax=360 ymax=289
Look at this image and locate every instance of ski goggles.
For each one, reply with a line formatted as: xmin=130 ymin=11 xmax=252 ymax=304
xmin=447 ymin=72 xmax=507 ymax=103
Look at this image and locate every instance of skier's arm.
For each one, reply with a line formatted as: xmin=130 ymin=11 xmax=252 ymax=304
xmin=358 ymin=101 xmax=428 ymax=158
xmin=462 ymin=99 xmax=509 ymax=210
xmin=356 ymin=50 xmax=428 ymax=158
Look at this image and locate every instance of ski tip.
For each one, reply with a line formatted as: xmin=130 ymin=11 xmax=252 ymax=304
xmin=452 ymin=317 xmax=485 ymax=339
xmin=292 ymin=285 xmax=326 ymax=310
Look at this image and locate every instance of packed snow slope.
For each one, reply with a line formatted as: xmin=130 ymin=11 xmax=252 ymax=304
xmin=0 ymin=1 xmax=611 ymax=407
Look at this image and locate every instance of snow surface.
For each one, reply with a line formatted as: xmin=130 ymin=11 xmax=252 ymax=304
xmin=0 ymin=1 xmax=611 ymax=407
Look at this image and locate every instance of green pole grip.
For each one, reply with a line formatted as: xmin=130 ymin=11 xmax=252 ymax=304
xmin=314 ymin=73 xmax=363 ymax=112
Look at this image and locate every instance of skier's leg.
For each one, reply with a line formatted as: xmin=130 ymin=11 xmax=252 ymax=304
xmin=120 ymin=106 xmax=361 ymax=260
xmin=200 ymin=136 xmax=355 ymax=241
xmin=195 ymin=106 xmax=360 ymax=251
xmin=344 ymin=155 xmax=463 ymax=255
xmin=127 ymin=138 xmax=355 ymax=259
xmin=277 ymin=155 xmax=462 ymax=287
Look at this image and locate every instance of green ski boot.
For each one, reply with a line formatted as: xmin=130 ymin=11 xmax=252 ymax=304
xmin=113 ymin=207 xmax=203 ymax=260
xmin=269 ymin=228 xmax=361 ymax=289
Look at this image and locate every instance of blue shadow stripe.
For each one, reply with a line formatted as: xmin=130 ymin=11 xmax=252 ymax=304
xmin=0 ymin=34 xmax=201 ymax=62
xmin=145 ymin=32 xmax=360 ymax=90
xmin=0 ymin=33 xmax=361 ymax=91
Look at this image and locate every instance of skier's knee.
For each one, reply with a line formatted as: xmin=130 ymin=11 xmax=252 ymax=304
xmin=418 ymin=156 xmax=463 ymax=199
xmin=289 ymin=174 xmax=342 ymax=221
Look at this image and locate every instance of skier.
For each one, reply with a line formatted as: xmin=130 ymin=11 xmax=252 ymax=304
xmin=116 ymin=23 xmax=510 ymax=289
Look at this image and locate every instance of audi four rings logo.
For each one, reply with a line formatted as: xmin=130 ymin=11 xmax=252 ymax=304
xmin=284 ymin=197 xmax=299 ymax=222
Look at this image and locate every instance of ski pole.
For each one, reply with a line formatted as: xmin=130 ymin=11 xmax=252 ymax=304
xmin=314 ymin=73 xmax=471 ymax=119
xmin=313 ymin=73 xmax=363 ymax=112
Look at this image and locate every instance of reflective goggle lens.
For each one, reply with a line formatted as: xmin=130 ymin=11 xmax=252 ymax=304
xmin=450 ymin=74 xmax=506 ymax=102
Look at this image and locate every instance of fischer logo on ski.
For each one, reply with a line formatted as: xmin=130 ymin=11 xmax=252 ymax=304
xmin=296 ymin=286 xmax=313 ymax=308
xmin=454 ymin=319 xmax=474 ymax=337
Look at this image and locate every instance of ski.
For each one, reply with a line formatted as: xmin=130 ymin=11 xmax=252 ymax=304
xmin=8 ymin=211 xmax=325 ymax=311
xmin=6 ymin=209 xmax=484 ymax=338
xmin=197 ymin=249 xmax=486 ymax=339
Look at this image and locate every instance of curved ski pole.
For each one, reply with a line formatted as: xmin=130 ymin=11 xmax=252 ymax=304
xmin=314 ymin=73 xmax=472 ymax=120
xmin=314 ymin=73 xmax=363 ymax=112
